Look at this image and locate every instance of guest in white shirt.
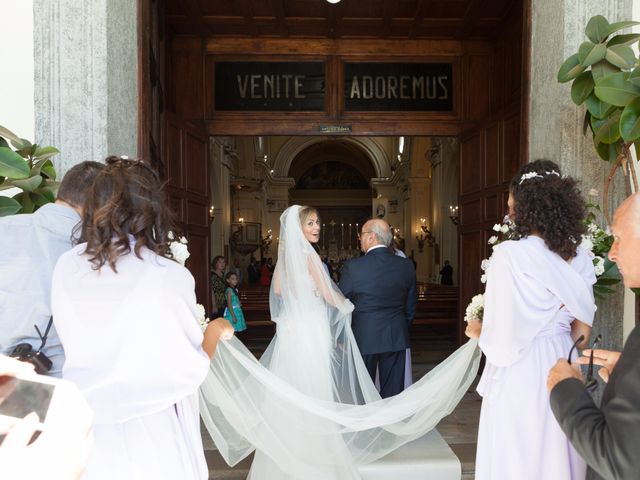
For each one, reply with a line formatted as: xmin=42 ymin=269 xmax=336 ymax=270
xmin=0 ymin=161 xmax=104 ymax=376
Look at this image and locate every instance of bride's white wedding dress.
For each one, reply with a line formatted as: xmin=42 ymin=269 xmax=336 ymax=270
xmin=199 ymin=206 xmax=480 ymax=479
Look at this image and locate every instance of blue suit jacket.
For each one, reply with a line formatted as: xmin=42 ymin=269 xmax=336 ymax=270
xmin=339 ymin=247 xmax=417 ymax=355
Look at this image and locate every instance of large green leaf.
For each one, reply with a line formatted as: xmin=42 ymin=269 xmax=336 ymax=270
xmin=0 ymin=196 xmax=22 ymax=217
xmin=583 ymin=110 xmax=592 ymax=135
xmin=596 ymin=140 xmax=622 ymax=161
xmin=33 ymin=187 xmax=55 ymax=204
xmin=620 ymin=96 xmax=640 ymax=140
xmin=13 ymin=192 xmax=34 ymax=214
xmin=629 ymin=66 xmax=640 ymax=87
xmin=607 ymin=33 xmax=640 ymax=47
xmin=0 ymin=147 xmax=30 ymax=179
xmin=11 ymin=175 xmax=43 ymax=192
xmin=558 ymin=54 xmax=585 ymax=83
xmin=29 ymin=191 xmax=51 ymax=207
xmin=586 ymin=15 xmax=610 ymax=43
xmin=0 ymin=137 xmax=8 ymax=149
xmin=585 ymin=93 xmax=616 ymax=118
xmin=31 ymin=158 xmax=56 ymax=179
xmin=592 ymin=110 xmax=621 ymax=144
xmin=0 ymin=125 xmax=21 ymax=144
xmin=605 ymin=45 xmax=636 ymax=69
xmin=33 ymin=146 xmax=60 ymax=162
xmin=605 ymin=20 xmax=640 ymax=37
xmin=591 ymin=59 xmax=619 ymax=82
xmin=15 ymin=143 xmax=37 ymax=158
xmin=571 ymin=71 xmax=595 ymax=104
xmin=11 ymin=138 xmax=32 ymax=151
xmin=579 ymin=42 xmax=607 ymax=67
xmin=595 ymin=72 xmax=640 ymax=106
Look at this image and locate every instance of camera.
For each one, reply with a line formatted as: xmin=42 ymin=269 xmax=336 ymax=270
xmin=9 ymin=343 xmax=53 ymax=374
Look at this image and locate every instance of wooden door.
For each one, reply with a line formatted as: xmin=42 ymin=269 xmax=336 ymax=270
xmin=164 ymin=112 xmax=212 ymax=311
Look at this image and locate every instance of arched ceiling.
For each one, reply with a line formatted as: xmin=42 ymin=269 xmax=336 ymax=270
xmin=289 ymin=140 xmax=375 ymax=186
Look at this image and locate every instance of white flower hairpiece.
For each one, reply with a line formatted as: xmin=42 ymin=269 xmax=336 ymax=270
xmin=519 ymin=169 xmax=560 ymax=185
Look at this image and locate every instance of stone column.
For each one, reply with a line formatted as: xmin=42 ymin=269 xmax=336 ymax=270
xmin=34 ymin=0 xmax=137 ymax=175
xmin=528 ymin=0 xmax=634 ymax=349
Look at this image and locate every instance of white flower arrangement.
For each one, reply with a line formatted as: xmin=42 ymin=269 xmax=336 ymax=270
xmin=165 ymin=233 xmax=208 ymax=328
xmin=196 ymin=303 xmax=210 ymax=331
xmin=464 ymin=294 xmax=484 ymax=323
xmin=582 ymin=197 xmax=621 ymax=299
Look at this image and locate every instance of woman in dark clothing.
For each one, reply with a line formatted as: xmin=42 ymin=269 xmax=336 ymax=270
xmin=211 ymin=255 xmax=227 ymax=316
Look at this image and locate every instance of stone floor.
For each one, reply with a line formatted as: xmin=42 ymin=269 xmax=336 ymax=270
xmin=203 ymin=328 xmax=481 ymax=479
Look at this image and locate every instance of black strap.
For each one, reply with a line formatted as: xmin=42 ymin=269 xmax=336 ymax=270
xmin=34 ymin=317 xmax=54 ymax=351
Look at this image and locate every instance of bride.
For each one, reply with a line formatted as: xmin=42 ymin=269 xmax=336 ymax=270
xmin=199 ymin=205 xmax=481 ymax=479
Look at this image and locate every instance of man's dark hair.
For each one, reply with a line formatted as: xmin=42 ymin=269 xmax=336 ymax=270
xmin=56 ymin=161 xmax=105 ymax=208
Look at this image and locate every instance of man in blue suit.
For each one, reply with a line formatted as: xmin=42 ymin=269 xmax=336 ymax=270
xmin=339 ymin=218 xmax=417 ymax=398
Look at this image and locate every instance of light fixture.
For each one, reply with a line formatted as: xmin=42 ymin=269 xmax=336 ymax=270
xmin=209 ymin=205 xmax=215 ymax=222
xmin=415 ymin=218 xmax=435 ymax=253
xmin=449 ymin=205 xmax=459 ymax=225
xmin=326 ymin=0 xmax=341 ymax=3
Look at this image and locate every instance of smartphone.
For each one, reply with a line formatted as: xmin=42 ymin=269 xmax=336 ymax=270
xmin=0 ymin=373 xmax=59 ymax=440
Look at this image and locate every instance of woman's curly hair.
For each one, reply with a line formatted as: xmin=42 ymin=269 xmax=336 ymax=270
xmin=509 ymin=159 xmax=586 ymax=260
xmin=76 ymin=156 xmax=176 ymax=272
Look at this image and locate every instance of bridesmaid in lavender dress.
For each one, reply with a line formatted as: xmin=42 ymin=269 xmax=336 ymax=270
xmin=466 ymin=160 xmax=596 ymax=480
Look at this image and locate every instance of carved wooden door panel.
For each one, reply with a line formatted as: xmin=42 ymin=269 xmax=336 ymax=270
xmin=164 ymin=112 xmax=212 ymax=311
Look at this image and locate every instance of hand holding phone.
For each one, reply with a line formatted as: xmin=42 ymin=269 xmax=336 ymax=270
xmin=0 ymin=356 xmax=93 ymax=479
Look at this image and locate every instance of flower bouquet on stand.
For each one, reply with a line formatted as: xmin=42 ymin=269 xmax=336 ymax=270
xmin=582 ymin=195 xmax=622 ymax=299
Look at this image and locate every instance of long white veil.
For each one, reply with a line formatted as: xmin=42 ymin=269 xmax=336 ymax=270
xmin=199 ymin=205 xmax=480 ymax=479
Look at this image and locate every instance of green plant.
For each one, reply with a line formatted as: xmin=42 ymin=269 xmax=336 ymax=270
xmin=0 ymin=125 xmax=59 ymax=216
xmin=558 ymin=15 xmax=640 ymax=223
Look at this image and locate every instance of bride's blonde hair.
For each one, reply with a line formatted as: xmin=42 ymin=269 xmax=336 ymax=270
xmin=298 ymin=206 xmax=319 ymax=226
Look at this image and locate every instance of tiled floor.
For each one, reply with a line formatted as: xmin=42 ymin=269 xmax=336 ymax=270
xmin=203 ymin=328 xmax=481 ymax=479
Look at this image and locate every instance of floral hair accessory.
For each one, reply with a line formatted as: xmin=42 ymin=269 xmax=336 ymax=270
xmin=519 ymin=172 xmax=542 ymax=184
xmin=519 ymin=169 xmax=560 ymax=185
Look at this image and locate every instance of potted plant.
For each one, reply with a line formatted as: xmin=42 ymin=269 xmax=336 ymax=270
xmin=0 ymin=125 xmax=59 ymax=216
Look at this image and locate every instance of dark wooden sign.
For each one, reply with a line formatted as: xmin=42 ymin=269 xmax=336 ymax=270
xmin=214 ymin=61 xmax=325 ymax=111
xmin=344 ymin=63 xmax=453 ymax=111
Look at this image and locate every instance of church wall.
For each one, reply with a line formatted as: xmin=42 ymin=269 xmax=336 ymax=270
xmin=529 ymin=0 xmax=635 ymax=348
xmin=34 ymin=0 xmax=138 ymax=175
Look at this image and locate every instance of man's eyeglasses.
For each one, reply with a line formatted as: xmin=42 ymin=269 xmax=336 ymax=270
xmin=357 ymin=231 xmax=373 ymax=240
xmin=567 ymin=333 xmax=602 ymax=392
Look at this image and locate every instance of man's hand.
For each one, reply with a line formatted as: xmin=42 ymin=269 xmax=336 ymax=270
xmin=575 ymin=349 xmax=621 ymax=383
xmin=547 ymin=358 xmax=583 ymax=391
xmin=464 ymin=319 xmax=482 ymax=340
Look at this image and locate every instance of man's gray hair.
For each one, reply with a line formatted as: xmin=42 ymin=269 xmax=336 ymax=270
xmin=370 ymin=220 xmax=392 ymax=247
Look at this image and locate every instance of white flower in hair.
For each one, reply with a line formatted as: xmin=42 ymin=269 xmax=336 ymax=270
xmin=488 ymin=235 xmax=498 ymax=245
xmin=519 ymin=171 xmax=543 ymax=184
xmin=492 ymin=223 xmax=502 ymax=232
xmin=545 ymin=170 xmax=560 ymax=177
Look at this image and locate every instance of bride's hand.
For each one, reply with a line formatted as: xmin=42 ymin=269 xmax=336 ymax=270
xmin=465 ymin=319 xmax=482 ymax=339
